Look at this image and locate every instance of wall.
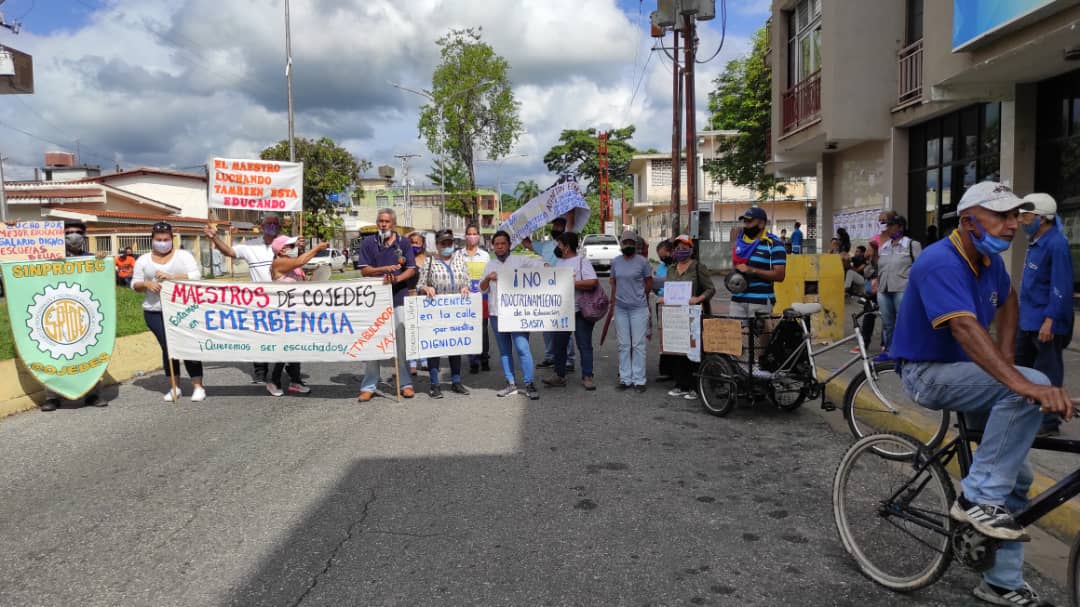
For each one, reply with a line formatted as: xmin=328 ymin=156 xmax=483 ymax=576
xmin=829 ymin=140 xmax=891 ymax=213
xmin=104 ymin=175 xmax=208 ymax=218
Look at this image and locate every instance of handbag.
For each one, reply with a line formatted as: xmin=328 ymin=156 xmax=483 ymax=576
xmin=576 ymin=256 xmax=609 ymax=322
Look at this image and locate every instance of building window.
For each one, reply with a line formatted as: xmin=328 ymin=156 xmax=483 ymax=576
xmin=908 ymin=103 xmax=1001 ymax=241
xmin=786 ymin=0 xmax=822 ymax=87
xmin=1035 ymin=68 xmax=1080 ymax=295
xmin=905 ymin=0 xmax=923 ymax=44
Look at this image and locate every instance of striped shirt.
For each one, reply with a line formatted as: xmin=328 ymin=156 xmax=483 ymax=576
xmin=732 ymin=234 xmax=786 ymax=304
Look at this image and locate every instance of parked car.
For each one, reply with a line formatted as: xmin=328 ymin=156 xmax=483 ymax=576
xmin=582 ymin=233 xmax=621 ymax=272
xmin=304 ymin=248 xmax=347 ymax=273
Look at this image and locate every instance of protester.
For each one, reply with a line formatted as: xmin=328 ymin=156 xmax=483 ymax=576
xmin=462 ymin=223 xmax=492 ymax=375
xmin=266 ymin=236 xmax=325 ymax=396
xmin=417 ymin=229 xmax=473 ymax=399
xmin=357 ymin=208 xmax=417 ymax=401
xmin=659 ymin=235 xmax=716 ymax=400
xmin=542 ymin=232 xmax=599 ymax=391
xmin=925 ymin=224 xmax=939 ymax=247
xmin=828 ymin=238 xmax=840 ymax=254
xmin=871 ymin=209 xmax=898 ymax=249
xmin=115 ymin=246 xmax=135 ymax=287
xmin=790 ymin=221 xmax=804 ymax=254
xmin=524 ymin=216 xmax=574 ymax=372
xmin=481 ymin=230 xmax=544 ymax=400
xmin=1017 ymin=193 xmax=1074 ymax=437
xmin=40 ymin=220 xmax=109 ymax=412
xmin=653 ymin=239 xmax=675 ymax=382
xmin=405 ymin=231 xmax=428 ymax=377
xmin=845 ymin=245 xmax=868 ymax=295
xmin=204 ymin=214 xmax=288 ymax=385
xmin=730 ymin=208 xmax=787 ymax=378
xmin=610 ymin=230 xmax=653 ymax=392
xmin=876 ymin=214 xmax=921 ymax=361
xmin=853 ymin=240 xmax=882 ymax=354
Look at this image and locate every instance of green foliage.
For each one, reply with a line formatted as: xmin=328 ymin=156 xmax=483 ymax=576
xmin=704 ymin=26 xmax=782 ymax=198
xmin=543 ymin=126 xmax=637 ymax=194
xmin=512 ymin=179 xmax=541 ymax=203
xmin=260 ymin=137 xmax=365 ymax=240
xmin=418 ymin=28 xmax=523 ymax=223
xmin=426 ymin=158 xmax=479 ymax=219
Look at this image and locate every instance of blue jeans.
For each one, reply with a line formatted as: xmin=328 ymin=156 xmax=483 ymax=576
xmin=1015 ymin=330 xmax=1069 ymax=430
xmin=428 ymin=355 xmax=462 ymax=385
xmin=877 ymin=291 xmax=903 ymax=351
xmin=470 ymin=317 xmax=491 ymax=367
xmin=551 ymin=312 xmax=595 ymax=379
xmin=492 ymin=317 xmax=534 ymax=386
xmin=360 ymin=306 xmax=412 ymax=393
xmin=901 ymin=360 xmax=1048 ymax=590
xmin=543 ymin=330 xmax=574 ymax=364
xmin=614 ymin=306 xmax=649 ymax=386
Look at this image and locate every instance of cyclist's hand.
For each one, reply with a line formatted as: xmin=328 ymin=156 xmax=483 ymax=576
xmin=1021 ymin=384 xmax=1074 ymax=421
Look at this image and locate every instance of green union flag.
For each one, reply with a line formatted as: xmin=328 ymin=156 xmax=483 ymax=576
xmin=1 ymin=258 xmax=116 ymax=400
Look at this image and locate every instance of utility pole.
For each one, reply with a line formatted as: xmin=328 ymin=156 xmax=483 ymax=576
xmin=670 ymin=28 xmax=682 ymax=238
xmin=0 ymin=152 xmax=8 ymax=223
xmin=284 ymin=0 xmax=295 ymax=163
xmin=395 ymin=153 xmax=421 ymax=228
xmin=684 ymin=11 xmax=698 ymax=235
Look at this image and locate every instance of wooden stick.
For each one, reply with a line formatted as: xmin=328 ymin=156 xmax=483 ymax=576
xmin=167 ymin=356 xmax=180 ymax=405
xmin=394 ymin=349 xmax=402 ymax=403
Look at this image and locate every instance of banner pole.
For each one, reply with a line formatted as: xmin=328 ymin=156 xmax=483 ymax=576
xmin=394 ymin=349 xmax=402 ymax=403
xmin=167 ymin=356 xmax=180 ymax=405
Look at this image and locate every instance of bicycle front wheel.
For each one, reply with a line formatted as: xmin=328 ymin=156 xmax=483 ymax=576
xmin=844 ymin=361 xmax=949 ymax=459
xmin=833 ymin=432 xmax=955 ymax=592
xmin=1068 ymin=534 xmax=1080 ymax=607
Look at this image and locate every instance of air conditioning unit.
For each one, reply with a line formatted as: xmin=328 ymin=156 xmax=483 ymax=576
xmin=377 ymin=165 xmax=395 ymax=179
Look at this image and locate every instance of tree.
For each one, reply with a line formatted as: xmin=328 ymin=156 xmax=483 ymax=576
xmin=260 ymin=137 xmax=363 ymax=240
xmin=543 ymin=126 xmax=637 ymax=194
xmin=418 ymin=28 xmax=523 ymax=224
xmin=704 ymin=26 xmax=783 ymax=198
xmin=512 ymin=179 xmax=541 ymax=204
xmin=426 ymin=158 xmax=477 ymax=219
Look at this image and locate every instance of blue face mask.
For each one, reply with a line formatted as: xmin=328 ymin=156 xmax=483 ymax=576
xmin=967 ymin=215 xmax=1012 ymax=256
xmin=1022 ymin=217 xmax=1042 ymax=238
xmin=440 ymin=246 xmax=455 ymax=257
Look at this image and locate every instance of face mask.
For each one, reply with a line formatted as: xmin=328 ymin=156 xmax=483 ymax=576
xmin=263 ymin=224 xmax=280 ymax=237
xmin=550 ymin=229 xmax=564 ymax=240
xmin=879 ymin=222 xmax=888 ymax=232
xmin=553 ymin=246 xmax=564 ymax=259
xmin=379 ymin=229 xmax=393 ymax=240
xmin=742 ymin=225 xmax=762 ymax=239
xmin=967 ymin=215 xmax=1012 ymax=256
xmin=674 ymin=249 xmax=691 ymax=262
xmin=621 ymin=246 xmax=636 ymax=256
xmin=152 ymin=240 xmax=173 ymax=254
xmin=660 ymin=254 xmax=673 ymax=264
xmin=890 ymin=229 xmax=904 ymax=240
xmin=285 ymin=248 xmax=299 ymax=258
xmin=1022 ymin=218 xmax=1042 ymax=238
xmin=466 ymin=235 xmax=480 ymax=247
xmin=65 ymin=233 xmax=85 ymax=249
xmin=411 ymin=245 xmax=423 ymax=256
xmin=440 ymin=246 xmax=454 ymax=257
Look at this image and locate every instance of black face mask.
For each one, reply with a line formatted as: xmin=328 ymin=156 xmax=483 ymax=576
xmin=553 ymin=246 xmax=564 ymax=259
xmin=743 ymin=225 xmax=763 ymax=239
xmin=550 ymin=229 xmax=564 ymax=240
xmin=660 ymin=254 xmax=673 ymax=264
xmin=621 ymin=246 xmax=636 ymax=257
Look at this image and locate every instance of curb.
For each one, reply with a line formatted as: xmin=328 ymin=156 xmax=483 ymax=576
xmin=0 ymin=332 xmax=162 ymax=420
xmin=819 ymin=370 xmax=1080 ymax=545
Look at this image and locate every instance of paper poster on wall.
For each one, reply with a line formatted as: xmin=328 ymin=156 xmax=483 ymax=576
xmin=496 ymin=266 xmax=574 ymax=332
xmin=403 ymin=294 xmax=483 ymax=359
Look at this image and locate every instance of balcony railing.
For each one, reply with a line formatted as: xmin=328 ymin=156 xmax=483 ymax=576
xmin=781 ymin=70 xmax=821 ymax=135
xmin=897 ymin=39 xmax=923 ymax=106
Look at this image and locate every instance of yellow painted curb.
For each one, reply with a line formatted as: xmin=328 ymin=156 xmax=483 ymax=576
xmin=821 ymin=370 xmax=1080 ymax=544
xmin=0 ymin=331 xmax=162 ymax=420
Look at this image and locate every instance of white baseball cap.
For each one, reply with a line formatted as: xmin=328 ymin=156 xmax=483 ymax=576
xmin=956 ymin=181 xmax=1033 ymax=214
xmin=1021 ymin=193 xmax=1056 ymax=218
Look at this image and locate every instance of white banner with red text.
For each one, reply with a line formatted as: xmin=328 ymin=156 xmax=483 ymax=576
xmin=208 ymin=157 xmax=304 ymax=212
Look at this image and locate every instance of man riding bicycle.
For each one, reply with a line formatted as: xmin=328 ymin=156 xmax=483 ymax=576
xmin=890 ymin=181 xmax=1074 ymax=607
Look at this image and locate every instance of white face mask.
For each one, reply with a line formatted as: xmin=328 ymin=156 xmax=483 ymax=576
xmin=285 ymin=248 xmax=299 ymax=258
xmin=379 ymin=229 xmax=393 ymax=240
xmin=879 ymin=222 xmax=888 ymax=232
xmin=152 ymin=240 xmax=173 ymax=254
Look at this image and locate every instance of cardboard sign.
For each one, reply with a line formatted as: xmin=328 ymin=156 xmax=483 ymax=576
xmin=0 ymin=221 xmax=64 ymax=262
xmin=703 ymin=318 xmax=743 ymax=357
xmin=208 ymin=157 xmax=304 ymax=212
xmin=403 ymin=294 xmax=483 ymax=359
xmin=160 ymin=279 xmax=395 ymax=362
xmin=496 ymin=266 xmax=575 ymax=332
xmin=663 ymin=281 xmax=692 ymax=306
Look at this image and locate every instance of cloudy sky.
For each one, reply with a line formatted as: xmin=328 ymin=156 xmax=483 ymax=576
xmin=0 ymin=0 xmax=769 ymax=190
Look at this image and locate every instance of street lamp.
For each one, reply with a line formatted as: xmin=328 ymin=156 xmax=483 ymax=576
xmin=389 ymin=79 xmax=495 ymax=226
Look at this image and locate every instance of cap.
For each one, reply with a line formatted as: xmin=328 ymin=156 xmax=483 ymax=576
xmin=619 ymin=230 xmax=638 ymax=244
xmin=740 ymin=207 xmax=768 ymax=221
xmin=64 ymin=220 xmax=87 ymax=232
xmin=673 ymin=234 xmax=693 ymax=246
xmin=435 ymin=229 xmax=454 ymax=243
xmin=1022 ymin=193 xmax=1057 ymax=217
xmin=957 ymin=181 xmax=1033 ymax=214
xmin=271 ymin=235 xmax=298 ymax=253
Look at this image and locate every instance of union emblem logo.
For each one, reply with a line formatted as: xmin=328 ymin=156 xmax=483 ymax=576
xmin=26 ymin=282 xmax=104 ymax=360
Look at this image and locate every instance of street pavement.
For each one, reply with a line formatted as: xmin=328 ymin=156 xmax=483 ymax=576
xmin=0 ymin=316 xmax=1070 ymax=607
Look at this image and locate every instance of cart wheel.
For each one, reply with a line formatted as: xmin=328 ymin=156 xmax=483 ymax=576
xmin=699 ymin=354 xmax=739 ymax=417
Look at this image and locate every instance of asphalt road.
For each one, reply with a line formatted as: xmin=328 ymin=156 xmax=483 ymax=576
xmin=0 ymin=327 xmax=1068 ymax=606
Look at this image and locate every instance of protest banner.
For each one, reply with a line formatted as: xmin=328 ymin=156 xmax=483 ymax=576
xmin=662 ymin=281 xmax=692 ymax=306
xmin=660 ymin=305 xmax=702 ymax=362
xmin=403 ymin=294 xmax=483 ymax=359
xmin=160 ymin=279 xmax=395 ymax=362
xmin=0 ymin=221 xmax=64 ymax=262
xmin=208 ymin=157 xmax=304 ymax=212
xmin=497 ymin=178 xmax=591 ymax=246
xmin=1 ymin=258 xmax=116 ymax=399
xmin=496 ymin=266 xmax=574 ymax=332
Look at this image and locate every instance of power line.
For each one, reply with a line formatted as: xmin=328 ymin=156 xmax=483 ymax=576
xmin=697 ymin=0 xmax=728 ymax=64
xmin=0 ymin=119 xmax=114 ymax=165
xmin=625 ymin=41 xmax=658 ymax=113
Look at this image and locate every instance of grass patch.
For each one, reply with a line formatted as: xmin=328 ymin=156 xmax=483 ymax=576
xmin=0 ymin=287 xmax=148 ymax=362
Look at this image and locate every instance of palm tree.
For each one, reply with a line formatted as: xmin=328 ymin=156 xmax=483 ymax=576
xmin=513 ymin=179 xmax=541 ymax=204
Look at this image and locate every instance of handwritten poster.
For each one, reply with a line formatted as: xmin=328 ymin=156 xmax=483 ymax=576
xmin=208 ymin=157 xmax=304 ymax=212
xmin=160 ymin=279 xmax=395 ymax=362
xmin=661 ymin=304 xmax=702 ymax=361
xmin=663 ymin=281 xmax=692 ymax=306
xmin=496 ymin=266 xmax=574 ymax=332
xmin=0 ymin=221 xmax=64 ymax=262
xmin=403 ymin=294 xmax=483 ymax=359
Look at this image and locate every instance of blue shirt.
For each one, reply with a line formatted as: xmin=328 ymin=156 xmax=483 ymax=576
xmin=1019 ymin=223 xmax=1074 ymax=335
xmin=611 ymin=254 xmax=652 ymax=310
xmin=790 ymin=229 xmax=804 ymax=252
xmin=654 ymin=262 xmax=668 ymax=295
xmin=532 ymin=240 xmax=559 ymax=266
xmin=890 ymin=230 xmax=1012 ymax=363
xmin=358 ymin=233 xmax=417 ymax=307
xmin=732 ymin=233 xmax=786 ymax=304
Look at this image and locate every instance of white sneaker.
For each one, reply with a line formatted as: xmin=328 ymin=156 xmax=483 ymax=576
xmin=683 ymin=391 xmax=699 ymax=401
xmin=163 ymin=388 xmax=182 ymax=402
xmin=667 ymin=388 xmax=688 ymax=397
xmin=288 ymin=383 xmax=311 ymax=395
xmin=190 ymin=386 xmax=207 ymax=402
xmin=266 ymin=383 xmax=284 ymax=397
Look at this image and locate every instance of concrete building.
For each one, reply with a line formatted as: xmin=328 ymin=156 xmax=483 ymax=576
xmin=766 ymin=0 xmax=1080 ymax=292
xmin=348 ymin=180 xmax=498 ymax=238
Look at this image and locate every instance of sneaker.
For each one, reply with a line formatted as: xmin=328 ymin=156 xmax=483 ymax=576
xmin=849 ymin=346 xmax=861 ymax=354
xmin=873 ymin=351 xmax=892 ymax=363
xmin=267 ymin=383 xmax=284 ymax=397
xmin=524 ymin=383 xmax=540 ymax=400
xmin=683 ymin=391 xmax=699 ymax=401
xmin=84 ymin=394 xmax=107 ymax=407
xmin=542 ymin=376 xmax=567 ymax=387
xmin=668 ymin=388 xmax=688 ymax=397
xmin=537 ymin=359 xmax=554 ymax=369
xmin=40 ymin=398 xmax=60 ymax=412
xmin=634 ymin=385 xmax=647 ymax=393
xmin=616 ymin=383 xmax=632 ymax=391
xmin=950 ymin=494 xmax=1029 ymax=541
xmin=582 ymin=377 xmax=596 ymax=391
xmin=163 ymin=388 xmax=182 ymax=402
xmin=288 ymin=383 xmax=311 ymax=395
xmin=191 ymin=386 xmax=207 ymax=402
xmin=357 ymin=391 xmax=375 ymax=402
xmin=429 ymin=385 xmax=444 ymax=399
xmin=496 ymin=384 xmax=518 ymax=398
xmin=972 ymin=580 xmax=1051 ymax=606
xmin=400 ymin=386 xmax=415 ymax=399
xmin=451 ymin=382 xmax=470 ymax=395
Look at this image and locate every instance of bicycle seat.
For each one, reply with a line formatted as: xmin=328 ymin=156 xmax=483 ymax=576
xmin=788 ymin=303 xmax=822 ymax=317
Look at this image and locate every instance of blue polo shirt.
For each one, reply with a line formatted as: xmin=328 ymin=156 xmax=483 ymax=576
xmin=890 ymin=230 xmax=1012 ymax=363
xmin=358 ymin=233 xmax=416 ymax=307
xmin=1019 ymin=223 xmax=1074 ymax=335
xmin=732 ymin=232 xmax=786 ymax=304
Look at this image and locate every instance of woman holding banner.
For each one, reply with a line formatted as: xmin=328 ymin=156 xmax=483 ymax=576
xmin=265 ymin=236 xmax=326 ymax=396
xmin=658 ymin=235 xmax=716 ymax=401
xmin=133 ymin=222 xmax=206 ymax=402
xmin=406 ymin=232 xmax=428 ymax=377
xmin=418 ymin=229 xmax=473 ymax=399
xmin=542 ymin=232 xmax=599 ymax=391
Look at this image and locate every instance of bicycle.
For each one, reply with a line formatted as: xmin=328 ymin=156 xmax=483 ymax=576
xmin=697 ymin=297 xmax=949 ymax=457
xmin=833 ymin=418 xmax=1079 ymax=605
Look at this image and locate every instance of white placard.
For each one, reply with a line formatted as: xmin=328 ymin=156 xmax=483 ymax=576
xmin=661 ymin=305 xmax=702 ymax=360
xmin=209 ymin=157 xmax=304 ymax=212
xmin=688 ymin=305 xmax=702 ymax=362
xmin=161 ymin=279 xmax=396 ymax=362
xmin=496 ymin=266 xmax=575 ymax=332
xmin=403 ymin=294 xmax=483 ymax=359
xmin=663 ymin=281 xmax=692 ymax=307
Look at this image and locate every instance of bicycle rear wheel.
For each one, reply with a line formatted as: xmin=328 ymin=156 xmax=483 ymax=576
xmin=698 ymin=354 xmax=740 ymax=417
xmin=833 ymin=432 xmax=955 ymax=592
xmin=844 ymin=361 xmax=949 ymax=459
